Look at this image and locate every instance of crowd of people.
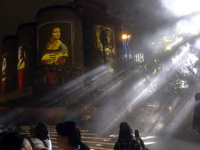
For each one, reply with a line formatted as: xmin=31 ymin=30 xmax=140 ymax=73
xmin=3 ymin=88 xmax=200 ymax=150
xmin=0 ymin=122 xmax=52 ymax=150
xmin=0 ymin=121 xmax=148 ymax=150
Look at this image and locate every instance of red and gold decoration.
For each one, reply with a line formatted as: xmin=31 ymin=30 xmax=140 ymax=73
xmin=17 ymin=46 xmax=26 ymax=90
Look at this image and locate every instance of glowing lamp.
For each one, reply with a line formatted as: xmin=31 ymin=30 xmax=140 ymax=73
xmin=122 ymin=34 xmax=131 ymax=39
xmin=122 ymin=34 xmax=132 ymax=58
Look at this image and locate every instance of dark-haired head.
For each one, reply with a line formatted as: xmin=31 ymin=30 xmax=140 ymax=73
xmin=34 ymin=123 xmax=50 ymax=140
xmin=118 ymin=122 xmax=134 ymax=141
xmin=0 ymin=131 xmax=33 ymax=150
xmin=47 ymin=26 xmax=61 ymax=38
xmin=56 ymin=121 xmax=89 ymax=150
xmin=56 ymin=121 xmax=81 ymax=147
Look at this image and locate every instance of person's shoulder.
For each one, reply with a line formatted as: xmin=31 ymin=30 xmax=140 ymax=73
xmin=31 ymin=138 xmax=48 ymax=150
xmin=115 ymin=139 xmax=138 ymax=144
xmin=60 ymin=42 xmax=68 ymax=49
xmin=130 ymin=139 xmax=140 ymax=144
xmin=114 ymin=140 xmax=140 ymax=150
xmin=131 ymin=139 xmax=139 ymax=142
xmin=195 ymin=103 xmax=200 ymax=109
xmin=57 ymin=40 xmax=62 ymax=45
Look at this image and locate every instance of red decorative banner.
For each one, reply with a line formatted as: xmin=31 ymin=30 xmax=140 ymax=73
xmin=2 ymin=80 xmax=5 ymax=94
xmin=18 ymin=72 xmax=23 ymax=90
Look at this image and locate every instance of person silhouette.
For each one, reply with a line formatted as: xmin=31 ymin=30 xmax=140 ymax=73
xmin=56 ymin=121 xmax=89 ymax=150
xmin=114 ymin=122 xmax=148 ymax=150
xmin=34 ymin=123 xmax=52 ymax=150
xmin=0 ymin=131 xmax=33 ymax=150
xmin=192 ymin=93 xmax=200 ymax=133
